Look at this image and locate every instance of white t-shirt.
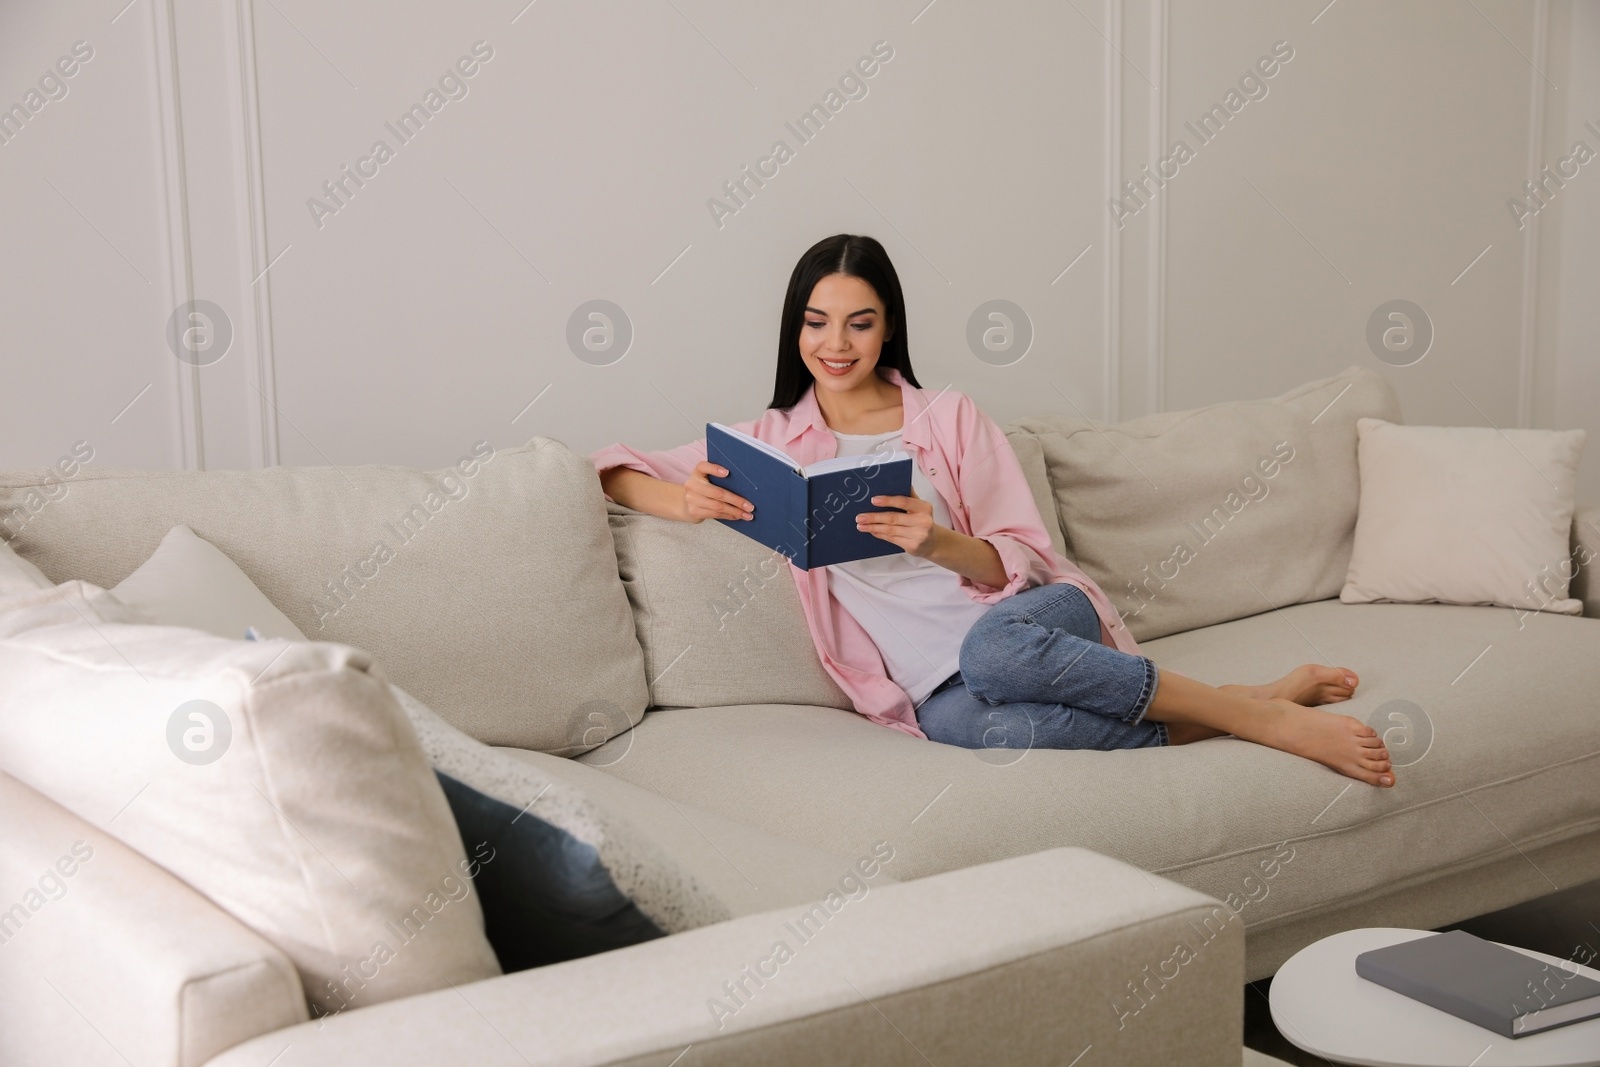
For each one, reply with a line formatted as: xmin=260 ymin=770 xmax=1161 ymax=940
xmin=825 ymin=429 xmax=992 ymax=706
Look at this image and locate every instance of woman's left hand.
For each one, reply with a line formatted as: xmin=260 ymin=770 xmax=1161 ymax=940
xmin=857 ymin=488 xmax=943 ymax=558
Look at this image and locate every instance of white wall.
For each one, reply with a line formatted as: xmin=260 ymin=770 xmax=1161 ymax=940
xmin=2 ymin=0 xmax=1595 ymax=499
xmin=1546 ymin=0 xmax=1600 ymax=503
xmin=0 ymin=1 xmax=183 ymax=471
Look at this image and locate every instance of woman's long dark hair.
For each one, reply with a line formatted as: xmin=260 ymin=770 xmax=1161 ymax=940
xmin=768 ymin=234 xmax=922 ymax=410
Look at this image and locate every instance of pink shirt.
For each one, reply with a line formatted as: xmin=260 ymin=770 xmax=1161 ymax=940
xmin=589 ymin=368 xmax=1142 ymax=738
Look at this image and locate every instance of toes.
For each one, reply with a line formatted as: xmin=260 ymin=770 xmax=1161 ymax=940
xmin=1351 ymin=765 xmax=1396 ymax=787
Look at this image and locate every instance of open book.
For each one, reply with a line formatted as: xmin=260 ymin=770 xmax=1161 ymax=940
xmin=705 ymin=423 xmax=913 ymax=569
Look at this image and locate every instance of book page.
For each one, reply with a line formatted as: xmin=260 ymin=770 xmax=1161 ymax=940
xmin=709 ymin=423 xmax=799 ymax=471
xmin=803 ymin=449 xmax=910 ymax=478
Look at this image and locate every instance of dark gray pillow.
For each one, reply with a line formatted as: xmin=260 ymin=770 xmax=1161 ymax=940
xmin=433 ymin=771 xmax=665 ymax=969
xmin=393 ymin=686 xmax=730 ymax=970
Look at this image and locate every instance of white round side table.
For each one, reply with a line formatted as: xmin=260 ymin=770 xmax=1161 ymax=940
xmin=1270 ymin=928 xmax=1600 ymax=1067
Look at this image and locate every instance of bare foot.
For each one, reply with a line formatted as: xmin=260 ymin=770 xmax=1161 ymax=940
xmin=1222 ymin=664 xmax=1359 ymax=707
xmin=1241 ymin=698 xmax=1395 ymax=787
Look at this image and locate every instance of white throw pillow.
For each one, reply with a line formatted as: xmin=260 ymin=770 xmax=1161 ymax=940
xmin=0 ymin=538 xmax=52 ymax=595
xmin=0 ymin=587 xmax=502 ymax=1015
xmin=1341 ymin=418 xmax=1587 ymax=613
xmin=109 ymin=525 xmax=307 ymax=641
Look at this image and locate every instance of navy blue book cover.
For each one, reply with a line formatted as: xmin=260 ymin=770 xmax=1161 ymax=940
xmin=706 ymin=423 xmax=913 ymax=570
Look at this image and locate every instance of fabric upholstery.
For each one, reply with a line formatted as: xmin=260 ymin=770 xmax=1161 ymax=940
xmin=1342 ymin=419 xmax=1585 ymax=613
xmin=1008 ymin=365 xmax=1402 ymax=640
xmin=581 ymin=600 xmax=1600 ymax=976
xmin=492 ymin=745 xmax=899 ymax=919
xmin=206 ymin=849 xmax=1243 ymax=1067
xmin=606 ymin=502 xmax=852 ymax=711
xmin=0 ymin=771 xmax=307 ymax=1067
xmin=1569 ymin=503 xmax=1600 ymax=617
xmin=0 ymin=439 xmax=647 ymax=754
xmin=1243 ymin=831 xmax=1600 ymax=982
xmin=0 ymin=597 xmax=502 ymax=1016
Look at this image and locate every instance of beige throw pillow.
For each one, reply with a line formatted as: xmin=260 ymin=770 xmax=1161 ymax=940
xmin=1341 ymin=418 xmax=1587 ymax=614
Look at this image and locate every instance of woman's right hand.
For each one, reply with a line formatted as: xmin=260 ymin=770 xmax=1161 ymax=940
xmin=680 ymin=461 xmax=755 ymax=524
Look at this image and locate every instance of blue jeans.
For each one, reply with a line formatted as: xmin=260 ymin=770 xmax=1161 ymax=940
xmin=915 ymin=582 xmax=1168 ymax=751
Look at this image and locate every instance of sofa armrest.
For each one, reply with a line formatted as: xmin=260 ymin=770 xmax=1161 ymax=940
xmin=210 ymin=848 xmax=1243 ymax=1067
xmin=0 ymin=771 xmax=308 ymax=1067
xmin=1572 ymin=503 xmax=1600 ymax=617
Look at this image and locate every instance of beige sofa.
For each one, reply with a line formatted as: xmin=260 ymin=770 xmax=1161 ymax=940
xmin=1 ymin=364 xmax=1593 ymax=1065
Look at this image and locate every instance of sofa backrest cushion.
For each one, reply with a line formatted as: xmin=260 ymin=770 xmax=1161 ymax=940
xmin=1008 ymin=366 xmax=1401 ymax=641
xmin=606 ymin=504 xmax=853 ymax=711
xmin=0 ymin=587 xmax=503 ymax=1017
xmin=0 ymin=438 xmax=648 ymax=754
xmin=1005 ymin=429 xmax=1068 ymax=559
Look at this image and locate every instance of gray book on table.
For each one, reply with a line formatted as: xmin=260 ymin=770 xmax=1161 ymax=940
xmin=1355 ymin=930 xmax=1600 ymax=1039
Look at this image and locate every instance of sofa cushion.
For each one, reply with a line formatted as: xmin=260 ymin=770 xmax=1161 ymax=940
xmin=1342 ymin=419 xmax=1585 ymax=614
xmin=1004 ymin=429 xmax=1068 ymax=559
xmin=0 ymin=591 xmax=502 ymax=1016
xmin=492 ymin=746 xmax=898 ymax=920
xmin=606 ymin=502 xmax=852 ymax=711
xmin=0 ymin=438 xmax=648 ymax=754
xmin=1574 ymin=503 xmax=1600 ymax=618
xmin=1008 ymin=366 xmax=1402 ymax=641
xmin=578 ymin=601 xmax=1600 ymax=957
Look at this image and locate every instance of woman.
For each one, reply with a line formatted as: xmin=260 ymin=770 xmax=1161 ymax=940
xmin=591 ymin=234 xmax=1395 ymax=787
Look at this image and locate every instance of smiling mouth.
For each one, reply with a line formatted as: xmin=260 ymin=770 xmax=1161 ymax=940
xmin=820 ymin=358 xmax=856 ymax=370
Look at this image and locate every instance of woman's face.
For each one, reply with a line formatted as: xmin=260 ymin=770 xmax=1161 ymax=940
xmin=798 ymin=273 xmax=890 ymax=394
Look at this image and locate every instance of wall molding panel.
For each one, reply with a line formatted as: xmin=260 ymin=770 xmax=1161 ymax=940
xmin=1145 ymin=0 xmax=1167 ymax=417
xmin=231 ymin=0 xmax=281 ymax=469
xmin=150 ymin=0 xmax=203 ymax=470
xmin=1101 ymin=0 xmax=1123 ymax=423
